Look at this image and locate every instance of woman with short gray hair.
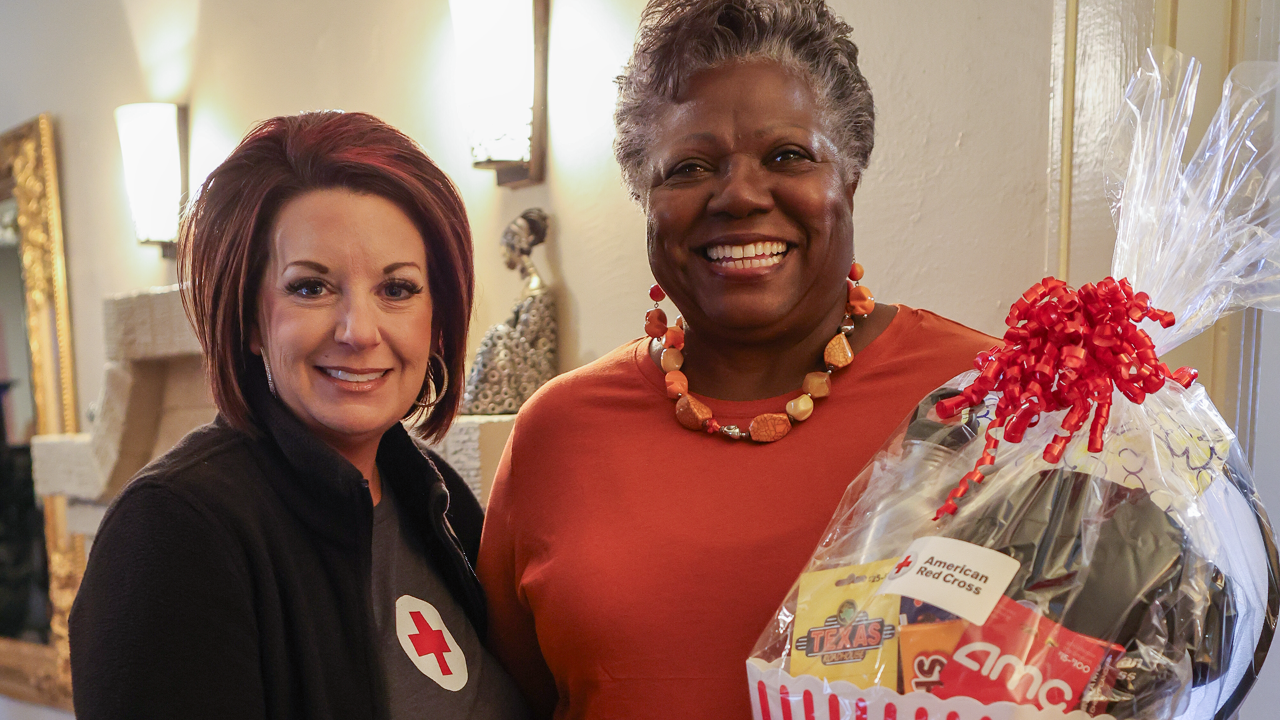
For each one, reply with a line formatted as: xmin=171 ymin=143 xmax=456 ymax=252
xmin=478 ymin=1 xmax=992 ymax=718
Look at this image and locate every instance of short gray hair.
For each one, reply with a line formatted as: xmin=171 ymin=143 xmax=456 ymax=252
xmin=614 ymin=0 xmax=875 ymax=204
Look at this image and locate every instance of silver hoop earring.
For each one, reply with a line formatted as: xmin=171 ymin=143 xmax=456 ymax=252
xmin=415 ymin=352 xmax=449 ymax=410
xmin=262 ymin=353 xmax=278 ymax=397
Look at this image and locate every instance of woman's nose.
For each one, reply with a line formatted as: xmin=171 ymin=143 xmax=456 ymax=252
xmin=335 ymin=296 xmax=382 ymax=348
xmin=707 ymin=159 xmax=774 ymax=218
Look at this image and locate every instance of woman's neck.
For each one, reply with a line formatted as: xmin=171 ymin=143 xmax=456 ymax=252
xmin=322 ymin=434 xmax=383 ymax=504
xmin=664 ymin=301 xmax=897 ymax=401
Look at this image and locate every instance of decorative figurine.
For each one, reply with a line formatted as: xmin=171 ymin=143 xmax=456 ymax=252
xmin=461 ymin=208 xmax=557 ymax=415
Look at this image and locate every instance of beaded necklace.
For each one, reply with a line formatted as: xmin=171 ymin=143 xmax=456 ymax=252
xmin=646 ymin=263 xmax=875 ymax=443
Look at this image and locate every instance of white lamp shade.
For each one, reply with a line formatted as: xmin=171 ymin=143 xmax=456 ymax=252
xmin=115 ymin=103 xmax=182 ymax=242
xmin=449 ymin=0 xmax=535 ymax=164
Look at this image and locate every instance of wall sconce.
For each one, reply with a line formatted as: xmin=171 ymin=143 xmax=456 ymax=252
xmin=449 ymin=0 xmax=549 ymax=188
xmin=115 ymin=102 xmax=187 ymax=258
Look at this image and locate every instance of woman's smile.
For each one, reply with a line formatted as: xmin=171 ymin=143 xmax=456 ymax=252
xmin=699 ymin=237 xmax=793 ymax=277
xmin=317 ymin=365 xmax=392 ymax=388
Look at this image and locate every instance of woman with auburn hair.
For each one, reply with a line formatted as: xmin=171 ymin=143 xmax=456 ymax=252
xmin=70 ymin=112 xmax=528 ymax=720
xmin=477 ymin=1 xmax=994 ymax=718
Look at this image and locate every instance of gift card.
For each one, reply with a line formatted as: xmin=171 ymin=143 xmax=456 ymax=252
xmin=790 ymin=558 xmax=901 ymax=690
xmin=932 ymin=595 xmax=1120 ymax=713
xmin=899 ymin=596 xmax=958 ymax=626
xmin=898 ymin=618 xmax=968 ymax=694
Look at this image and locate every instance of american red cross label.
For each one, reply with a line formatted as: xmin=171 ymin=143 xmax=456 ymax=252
xmin=875 ymin=536 xmax=1020 ymax=625
xmin=395 ymin=595 xmax=468 ymax=691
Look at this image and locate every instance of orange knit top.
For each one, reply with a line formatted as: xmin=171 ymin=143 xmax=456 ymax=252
xmin=477 ymin=306 xmax=995 ymax=719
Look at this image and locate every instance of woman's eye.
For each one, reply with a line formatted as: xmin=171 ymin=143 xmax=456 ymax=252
xmin=668 ymin=161 xmax=710 ymax=179
xmin=769 ymin=148 xmax=810 ymax=164
xmin=286 ymin=279 xmax=327 ymax=298
xmin=383 ymin=279 xmax=424 ymax=300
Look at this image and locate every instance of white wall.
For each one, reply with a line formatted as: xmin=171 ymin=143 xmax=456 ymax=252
xmin=836 ymin=1 xmax=1054 ymax=330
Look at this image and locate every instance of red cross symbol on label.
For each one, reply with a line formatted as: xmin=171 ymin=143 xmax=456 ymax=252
xmin=408 ymin=611 xmax=453 ymax=675
xmin=395 ymin=595 xmax=468 ymax=691
xmin=894 ymin=555 xmax=914 ymax=576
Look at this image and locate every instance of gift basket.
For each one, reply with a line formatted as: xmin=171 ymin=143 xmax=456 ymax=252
xmin=748 ymin=48 xmax=1280 ymax=720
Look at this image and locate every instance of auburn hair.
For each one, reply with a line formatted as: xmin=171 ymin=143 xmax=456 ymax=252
xmin=177 ymin=111 xmax=473 ymax=443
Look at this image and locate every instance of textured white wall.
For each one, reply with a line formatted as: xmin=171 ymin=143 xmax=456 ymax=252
xmin=834 ymin=0 xmax=1054 ymax=333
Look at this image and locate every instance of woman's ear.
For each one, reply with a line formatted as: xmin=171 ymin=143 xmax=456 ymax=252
xmin=249 ymin=325 xmax=263 ymax=356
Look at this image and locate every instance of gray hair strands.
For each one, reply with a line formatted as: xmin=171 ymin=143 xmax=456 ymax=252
xmin=614 ymin=0 xmax=876 ymax=204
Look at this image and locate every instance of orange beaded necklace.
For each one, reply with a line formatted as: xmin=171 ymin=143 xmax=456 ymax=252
xmin=648 ymin=263 xmax=875 ymax=443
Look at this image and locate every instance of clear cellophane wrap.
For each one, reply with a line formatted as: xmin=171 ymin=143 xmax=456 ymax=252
xmin=748 ymin=48 xmax=1280 ymax=720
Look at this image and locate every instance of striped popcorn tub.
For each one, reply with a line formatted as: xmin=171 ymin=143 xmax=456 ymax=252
xmin=748 ymin=657 xmax=1117 ymax=720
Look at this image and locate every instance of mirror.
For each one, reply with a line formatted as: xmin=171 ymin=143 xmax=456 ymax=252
xmin=0 ymin=114 xmax=77 ymax=710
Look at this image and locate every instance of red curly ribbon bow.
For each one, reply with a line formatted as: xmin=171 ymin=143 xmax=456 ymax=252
xmin=932 ymin=277 xmax=1197 ymax=520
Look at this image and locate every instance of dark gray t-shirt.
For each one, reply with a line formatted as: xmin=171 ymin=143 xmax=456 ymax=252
xmin=371 ymin=479 xmax=529 ymax=719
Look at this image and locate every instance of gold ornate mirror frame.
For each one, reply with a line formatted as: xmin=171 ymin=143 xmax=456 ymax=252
xmin=1 ymin=116 xmax=76 ymax=436
xmin=0 ymin=114 xmax=79 ymax=710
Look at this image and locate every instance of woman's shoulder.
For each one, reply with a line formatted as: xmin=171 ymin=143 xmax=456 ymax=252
xmin=514 ymin=338 xmax=649 ymax=419
xmin=859 ymin=305 xmax=997 ymax=391
xmin=131 ymin=419 xmax=260 ymax=490
xmin=100 ymin=419 xmax=276 ymax=545
xmin=892 ymin=305 xmax=998 ymax=358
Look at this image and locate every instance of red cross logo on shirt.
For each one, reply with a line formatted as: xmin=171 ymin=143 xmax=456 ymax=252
xmin=894 ymin=555 xmax=914 ymax=576
xmin=396 ymin=596 xmax=467 ymax=690
xmin=408 ymin=611 xmax=453 ymax=675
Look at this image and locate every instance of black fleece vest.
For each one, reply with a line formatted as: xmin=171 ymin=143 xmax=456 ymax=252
xmin=69 ymin=376 xmax=488 ymax=720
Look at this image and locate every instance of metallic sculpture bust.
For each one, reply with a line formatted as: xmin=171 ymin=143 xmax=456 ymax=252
xmin=461 ymin=209 xmax=557 ymax=414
